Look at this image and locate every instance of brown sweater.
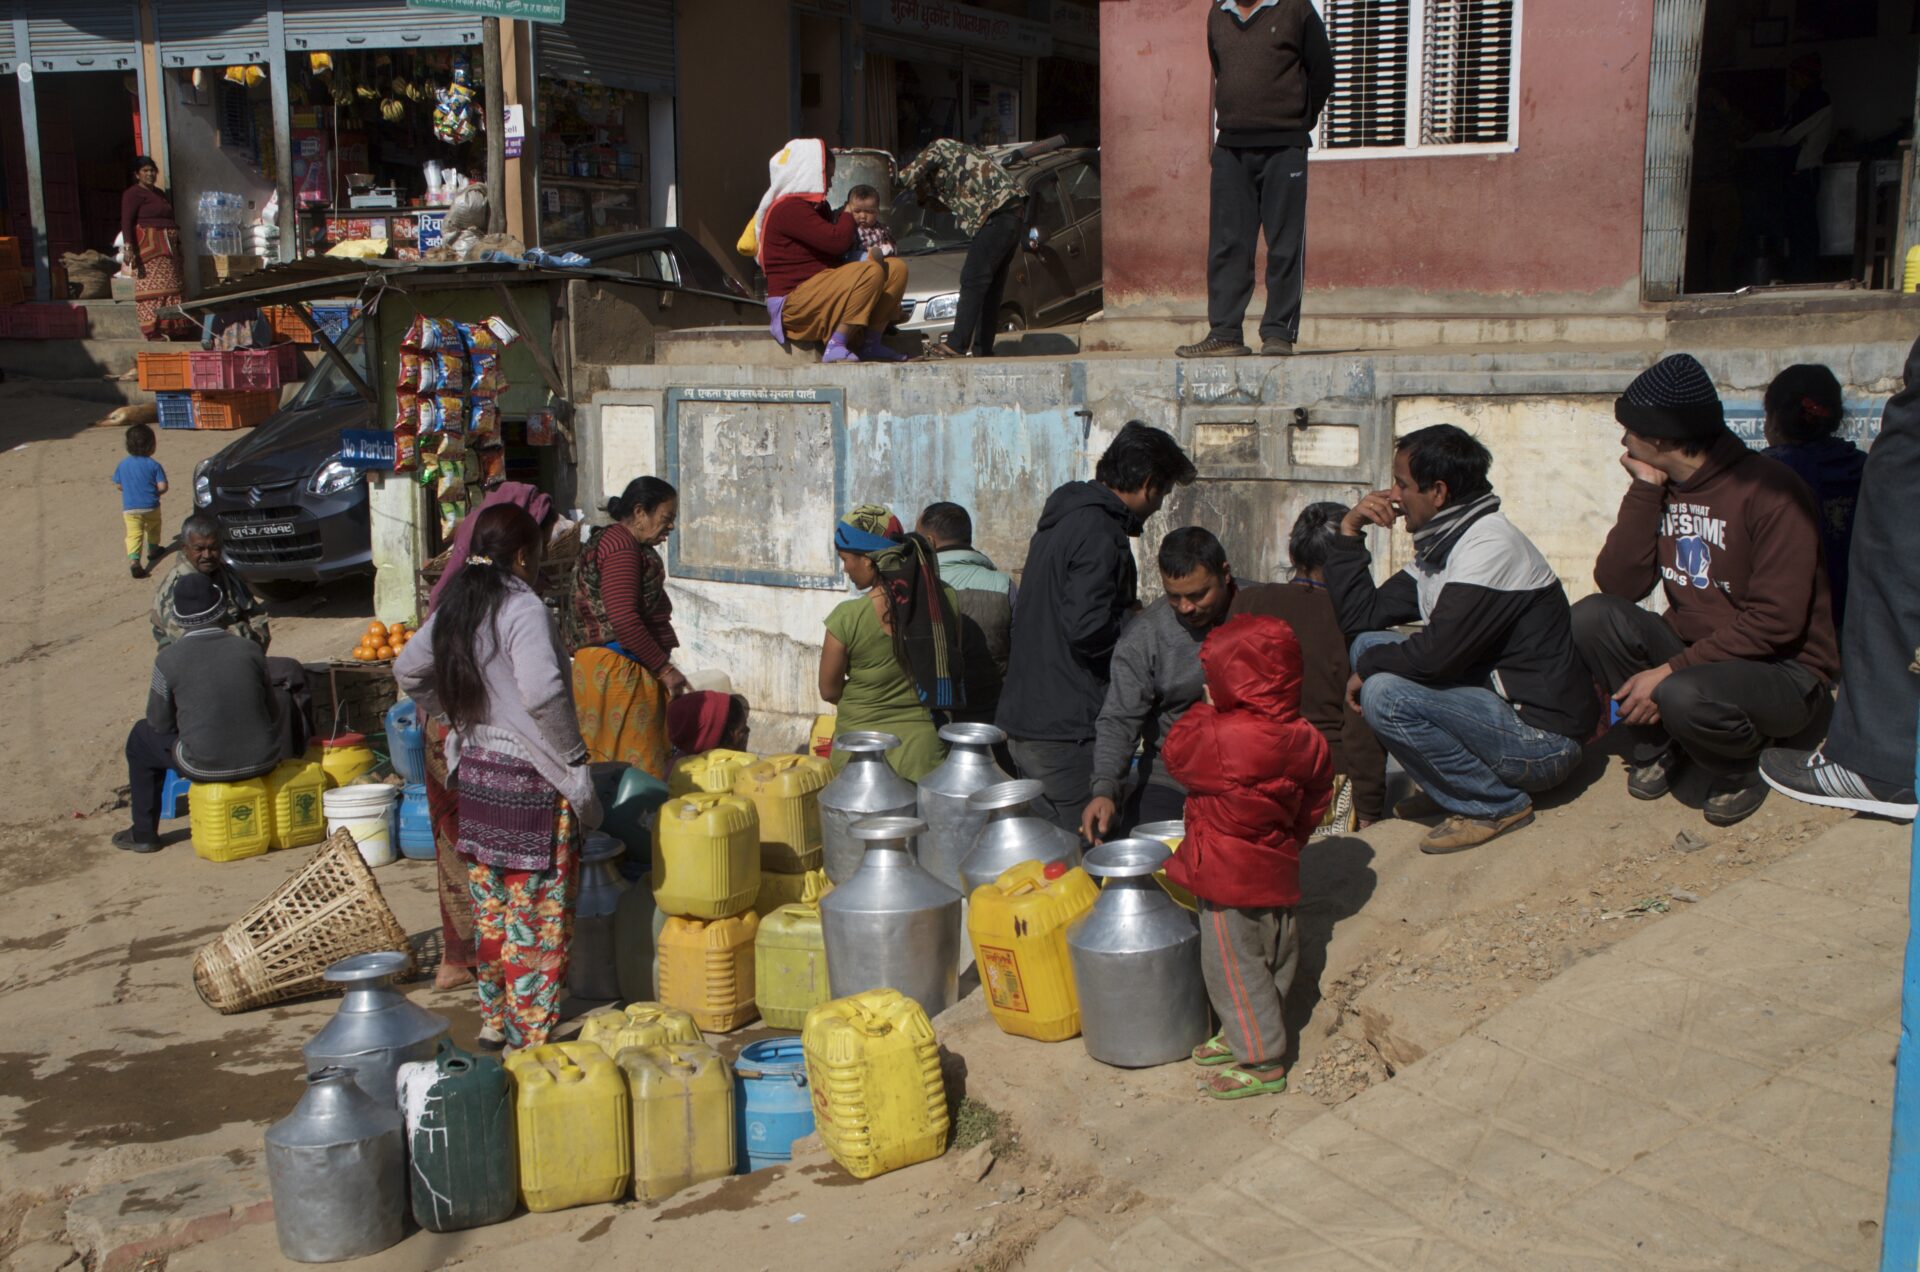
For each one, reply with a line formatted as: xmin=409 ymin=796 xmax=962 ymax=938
xmin=1593 ymin=432 xmax=1840 ymax=681
xmin=1230 ymin=579 xmax=1387 ymax=821
xmin=1209 ymin=0 xmax=1335 ymax=147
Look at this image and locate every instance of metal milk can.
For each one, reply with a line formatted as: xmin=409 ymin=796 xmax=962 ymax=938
xmin=264 ymin=1066 xmax=406 ymax=1262
xmin=915 ymin=723 xmax=1010 ymax=891
xmin=819 ymin=732 xmax=918 ymax=884
xmin=1066 ymin=838 xmax=1209 ymax=1068
xmin=959 ymin=779 xmax=1082 ymax=894
xmin=569 ymin=831 xmax=629 ymax=1001
xmin=303 ymin=951 xmax=449 ymax=1107
xmin=819 ymin=815 xmax=962 ymax=1019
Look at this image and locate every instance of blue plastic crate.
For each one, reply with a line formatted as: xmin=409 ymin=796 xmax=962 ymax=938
xmin=309 ymin=303 xmax=356 ymax=344
xmin=156 ymin=392 xmax=195 ymax=430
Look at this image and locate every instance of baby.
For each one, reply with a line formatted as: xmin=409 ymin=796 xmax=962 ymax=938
xmin=842 ymin=184 xmax=897 ymax=263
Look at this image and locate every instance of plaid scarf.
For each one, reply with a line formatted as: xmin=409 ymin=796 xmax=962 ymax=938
xmin=872 ymin=532 xmax=965 ymax=711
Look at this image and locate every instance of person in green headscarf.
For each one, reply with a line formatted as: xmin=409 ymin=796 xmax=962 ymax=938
xmin=816 ymin=504 xmax=968 ymax=781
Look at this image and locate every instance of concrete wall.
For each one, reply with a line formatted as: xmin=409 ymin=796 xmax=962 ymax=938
xmin=675 ymin=0 xmax=794 ymax=289
xmin=1100 ymin=0 xmax=1658 ymax=317
xmin=583 ymin=333 xmax=1911 ymax=751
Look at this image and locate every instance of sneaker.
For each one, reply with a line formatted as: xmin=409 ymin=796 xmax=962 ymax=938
xmin=1703 ymin=771 xmax=1768 ymax=827
xmin=1392 ymin=790 xmax=1442 ymax=820
xmin=1760 ymin=748 xmax=1918 ymax=820
xmin=1260 ymin=337 xmax=1296 ymax=356
xmin=1176 ymin=336 xmax=1251 ymax=359
xmin=1420 ymin=805 xmax=1535 ymax=855
xmin=1628 ymin=748 xmax=1682 ymax=801
xmin=111 ymin=828 xmax=162 ymax=854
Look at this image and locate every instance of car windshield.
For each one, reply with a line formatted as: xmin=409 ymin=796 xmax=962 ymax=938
xmin=888 ymin=190 xmax=972 ymax=255
xmin=287 ymin=318 xmax=370 ymax=407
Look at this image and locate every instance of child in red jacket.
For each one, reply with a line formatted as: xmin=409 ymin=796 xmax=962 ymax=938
xmin=1163 ymin=614 xmax=1333 ymax=1099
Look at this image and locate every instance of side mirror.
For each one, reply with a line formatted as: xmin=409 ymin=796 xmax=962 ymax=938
xmin=1025 ymin=227 xmax=1044 ymax=253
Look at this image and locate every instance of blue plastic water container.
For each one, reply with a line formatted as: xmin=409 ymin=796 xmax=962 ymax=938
xmin=385 ymin=700 xmax=427 ymax=785
xmin=398 ymin=784 xmax=434 ymax=860
xmin=733 ymin=1037 xmax=814 ymax=1172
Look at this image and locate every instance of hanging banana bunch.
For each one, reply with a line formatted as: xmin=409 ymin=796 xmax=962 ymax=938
xmin=310 ymin=52 xmax=334 ymax=75
xmin=381 ymin=96 xmax=406 ymax=123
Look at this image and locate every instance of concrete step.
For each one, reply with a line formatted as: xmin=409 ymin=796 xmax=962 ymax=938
xmin=73 ymin=298 xmax=145 ymax=341
xmin=1082 ymin=310 xmax=1669 ymax=354
xmin=654 ymin=324 xmax=1079 ymax=366
xmin=0 ymin=335 xmax=147 ymax=380
xmin=8 ymin=375 xmax=151 ymax=406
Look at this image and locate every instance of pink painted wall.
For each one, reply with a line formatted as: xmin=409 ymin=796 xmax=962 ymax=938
xmin=1100 ymin=0 xmax=1657 ymax=312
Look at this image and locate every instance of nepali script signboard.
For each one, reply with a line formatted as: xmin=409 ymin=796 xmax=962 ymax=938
xmin=861 ymin=0 xmax=1052 ymax=58
xmin=407 ymin=0 xmax=567 ymax=22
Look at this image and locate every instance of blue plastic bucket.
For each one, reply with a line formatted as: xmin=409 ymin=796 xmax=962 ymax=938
xmin=733 ymin=1037 xmax=813 ymax=1172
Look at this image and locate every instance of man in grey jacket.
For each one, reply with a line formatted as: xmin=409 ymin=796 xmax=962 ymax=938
xmin=1080 ymin=527 xmax=1238 ymax=842
xmin=918 ymin=501 xmax=1015 ymax=725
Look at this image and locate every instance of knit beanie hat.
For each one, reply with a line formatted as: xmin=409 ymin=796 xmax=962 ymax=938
xmin=172 ymin=572 xmax=226 ymax=629
xmin=1615 ymin=353 xmax=1726 ymax=441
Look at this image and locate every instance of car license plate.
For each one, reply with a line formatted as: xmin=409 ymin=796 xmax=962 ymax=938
xmin=229 ymin=521 xmax=295 ymax=539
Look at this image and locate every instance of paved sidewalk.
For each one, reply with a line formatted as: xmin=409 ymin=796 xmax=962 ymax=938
xmin=1069 ymin=819 xmax=1905 ymax=1271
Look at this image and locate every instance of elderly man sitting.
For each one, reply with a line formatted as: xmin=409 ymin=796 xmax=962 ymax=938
xmin=150 ymin=511 xmax=271 ymax=650
xmin=117 ymin=573 xmax=288 ymax=853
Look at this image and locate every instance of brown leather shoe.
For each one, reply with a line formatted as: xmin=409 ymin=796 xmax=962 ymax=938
xmin=1419 ymin=805 xmax=1535 ymax=855
xmin=1176 ymin=335 xmax=1252 ymax=358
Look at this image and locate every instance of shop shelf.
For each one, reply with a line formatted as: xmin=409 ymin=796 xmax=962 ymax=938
xmin=137 ymin=351 xmax=194 ymax=391
xmin=156 ymin=393 xmax=196 ymax=431
xmin=190 ymin=389 xmax=281 ymax=431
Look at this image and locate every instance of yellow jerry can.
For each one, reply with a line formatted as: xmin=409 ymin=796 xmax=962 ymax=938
xmin=666 ymin=749 xmax=760 ymax=797
xmin=657 ymin=911 xmax=760 ymax=1032
xmin=808 ymin=712 xmax=836 ymax=760
xmin=576 ymin=1001 xmax=702 ymax=1061
xmin=755 ymin=902 xmax=829 ymax=1030
xmin=264 ymin=758 xmax=328 ymax=851
xmin=1131 ymin=820 xmax=1197 ymax=911
xmin=802 ymin=988 xmax=948 ymax=1179
xmin=616 ymin=1042 xmax=737 ymax=1202
xmin=734 ymin=754 xmax=831 ymax=872
xmin=189 ymin=777 xmax=272 ymax=862
xmin=968 ymin=860 xmax=1099 ymax=1042
xmin=652 ymin=793 xmax=760 ymax=919
xmin=503 ymin=1042 xmax=631 ymax=1211
xmin=753 ymin=864 xmax=830 ymax=918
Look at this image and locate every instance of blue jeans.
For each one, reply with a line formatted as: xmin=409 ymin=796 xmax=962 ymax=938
xmin=1352 ymin=632 xmax=1582 ymax=819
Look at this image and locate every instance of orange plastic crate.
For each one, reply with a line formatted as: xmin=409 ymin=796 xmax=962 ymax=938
xmin=190 ymin=389 xmax=281 ymax=430
xmin=137 ymin=351 xmax=193 ymax=391
xmin=262 ymin=304 xmax=314 ymax=345
xmin=0 ymin=236 xmax=20 ymax=272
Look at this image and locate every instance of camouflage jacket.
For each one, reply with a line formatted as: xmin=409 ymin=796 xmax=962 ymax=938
xmin=150 ymin=556 xmax=272 ymax=651
xmin=896 ymin=140 xmax=1024 ymax=238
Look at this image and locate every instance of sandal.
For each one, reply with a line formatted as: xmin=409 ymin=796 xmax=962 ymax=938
xmin=1204 ymin=1064 xmax=1288 ymax=1100
xmin=1191 ymin=1032 xmax=1237 ymax=1066
xmin=919 ymin=337 xmax=961 ymax=360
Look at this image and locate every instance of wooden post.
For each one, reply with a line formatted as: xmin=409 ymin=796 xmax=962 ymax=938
xmin=483 ymin=17 xmax=506 ymax=236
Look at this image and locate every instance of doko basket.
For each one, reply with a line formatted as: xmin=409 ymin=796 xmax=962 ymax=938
xmin=192 ymin=828 xmax=415 ymax=1014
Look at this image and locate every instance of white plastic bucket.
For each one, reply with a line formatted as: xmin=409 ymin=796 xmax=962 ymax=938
xmin=324 ymin=784 xmax=401 ymax=868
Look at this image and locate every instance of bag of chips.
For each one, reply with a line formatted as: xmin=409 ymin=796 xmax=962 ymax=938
xmin=467 ymin=350 xmax=505 ymax=394
xmin=526 ymin=409 xmax=556 ymax=446
xmin=477 ymin=444 xmax=506 ymax=484
xmin=393 ymin=431 xmax=418 ymax=472
xmin=417 ymin=393 xmax=465 ymax=433
xmin=402 ymin=315 xmax=462 ymax=351
xmin=468 ymin=397 xmax=501 ymax=438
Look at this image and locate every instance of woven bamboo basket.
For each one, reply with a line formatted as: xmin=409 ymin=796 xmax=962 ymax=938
xmin=193 ymin=828 xmax=415 ymax=1014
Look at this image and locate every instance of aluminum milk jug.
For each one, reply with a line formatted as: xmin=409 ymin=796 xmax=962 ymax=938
xmin=1066 ymin=838 xmax=1209 ymax=1068
xmin=819 ymin=816 xmax=962 ymax=1019
xmin=1131 ymin=818 xmax=1197 ymax=911
xmin=914 ymin=722 xmax=1010 ymax=891
xmin=569 ymin=832 xmax=629 ymax=1001
xmin=396 ymin=1041 xmax=516 ymax=1233
xmin=614 ymin=870 xmax=657 ymax=1002
xmin=959 ymin=780 xmax=1081 ymax=894
xmin=264 ymin=1066 xmax=405 ymax=1262
xmin=302 ymin=951 xmax=449 ymax=1107
xmin=818 ymin=732 xmax=918 ymax=883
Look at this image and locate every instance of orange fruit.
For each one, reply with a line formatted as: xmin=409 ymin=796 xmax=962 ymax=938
xmin=367 ymin=621 xmax=388 ymax=639
xmin=352 ymin=646 xmax=371 ymax=662
xmin=377 ymin=644 xmax=395 ymax=660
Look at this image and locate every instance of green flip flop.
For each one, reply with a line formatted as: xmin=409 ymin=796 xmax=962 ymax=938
xmin=1204 ymin=1064 xmax=1288 ymax=1100
xmin=1191 ymin=1032 xmax=1237 ymax=1066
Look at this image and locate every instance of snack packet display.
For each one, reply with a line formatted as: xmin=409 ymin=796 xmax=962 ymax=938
xmin=526 ymin=409 xmax=556 ymax=446
xmin=401 ymin=315 xmax=461 ymax=351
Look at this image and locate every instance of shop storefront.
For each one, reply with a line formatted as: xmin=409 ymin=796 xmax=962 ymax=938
xmin=531 ymin=0 xmax=676 ymax=245
xmin=856 ymin=0 xmax=1049 ymax=157
xmin=2 ymin=1 xmax=148 ymax=298
xmin=1038 ymin=0 xmax=1098 ymax=146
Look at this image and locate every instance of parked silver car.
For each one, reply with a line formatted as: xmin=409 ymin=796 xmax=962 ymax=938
xmin=891 ymin=145 xmax=1102 ymax=337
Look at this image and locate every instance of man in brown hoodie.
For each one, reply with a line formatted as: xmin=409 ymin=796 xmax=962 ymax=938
xmin=1572 ymin=353 xmax=1839 ymax=826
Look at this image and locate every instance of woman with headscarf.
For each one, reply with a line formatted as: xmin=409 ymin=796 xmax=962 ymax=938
xmin=751 ymin=139 xmax=910 ymax=364
xmin=121 ymin=156 xmax=194 ymax=341
xmin=817 ymin=505 xmax=966 ymax=781
xmin=421 ymin=481 xmax=558 ymax=990
xmin=564 ymin=476 xmax=685 ymax=781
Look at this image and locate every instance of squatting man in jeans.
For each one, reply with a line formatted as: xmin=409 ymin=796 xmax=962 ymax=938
xmin=1574 ymin=353 xmax=1838 ymax=826
xmin=1326 ymin=425 xmax=1597 ymax=854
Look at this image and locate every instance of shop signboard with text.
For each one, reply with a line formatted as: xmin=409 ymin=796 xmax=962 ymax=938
xmin=860 ymin=0 xmax=1052 ymax=58
xmin=407 ymin=0 xmax=566 ymax=21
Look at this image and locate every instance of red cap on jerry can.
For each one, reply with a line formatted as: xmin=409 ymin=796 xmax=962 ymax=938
xmin=1044 ymin=860 xmax=1068 ymax=880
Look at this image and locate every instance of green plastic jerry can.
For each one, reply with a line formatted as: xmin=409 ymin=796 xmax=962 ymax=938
xmin=396 ymin=1041 xmax=517 ymax=1232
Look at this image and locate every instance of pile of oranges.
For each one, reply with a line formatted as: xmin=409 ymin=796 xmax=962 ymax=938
xmin=351 ymin=619 xmax=414 ymax=663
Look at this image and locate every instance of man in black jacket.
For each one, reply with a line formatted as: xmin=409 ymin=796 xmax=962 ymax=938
xmin=1177 ymin=0 xmax=1334 ymax=360
xmin=1328 ymin=425 xmax=1596 ymax=854
xmin=997 ymin=422 xmax=1197 ymax=831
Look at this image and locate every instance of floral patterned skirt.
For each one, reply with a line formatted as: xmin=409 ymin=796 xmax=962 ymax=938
xmin=571 ymin=645 xmax=670 ymax=781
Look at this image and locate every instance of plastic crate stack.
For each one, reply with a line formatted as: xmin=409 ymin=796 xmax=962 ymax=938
xmin=263 ymin=302 xmax=359 ymax=346
xmin=139 ymin=345 xmax=300 ymax=430
xmin=0 ymin=302 xmax=89 ymax=339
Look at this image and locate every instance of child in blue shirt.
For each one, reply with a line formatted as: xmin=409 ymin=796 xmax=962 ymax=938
xmin=113 ymin=423 xmax=168 ymax=579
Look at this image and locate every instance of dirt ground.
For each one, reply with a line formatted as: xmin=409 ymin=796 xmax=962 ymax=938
xmin=0 ymin=387 xmax=1856 ymax=1271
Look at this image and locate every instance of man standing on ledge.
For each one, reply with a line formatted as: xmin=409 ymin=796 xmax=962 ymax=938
xmin=1177 ymin=0 xmax=1333 ymax=361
